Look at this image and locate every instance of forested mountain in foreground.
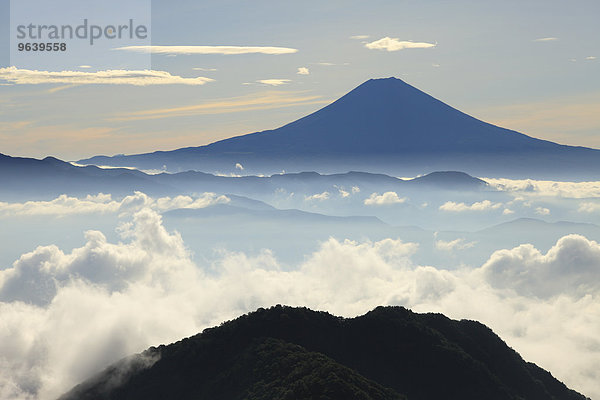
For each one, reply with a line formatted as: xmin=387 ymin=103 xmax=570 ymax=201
xmin=60 ymin=305 xmax=589 ymax=400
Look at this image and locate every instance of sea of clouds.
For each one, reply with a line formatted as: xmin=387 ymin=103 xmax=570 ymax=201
xmin=0 ymin=206 xmax=598 ymax=399
xmin=0 ymin=192 xmax=230 ymax=217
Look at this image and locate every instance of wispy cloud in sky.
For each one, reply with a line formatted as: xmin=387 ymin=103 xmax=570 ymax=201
xmin=257 ymin=79 xmax=291 ymax=86
xmin=534 ymin=37 xmax=558 ymax=42
xmin=0 ymin=120 xmax=33 ymax=132
xmin=116 ymin=45 xmax=298 ymax=55
xmin=313 ymin=62 xmax=350 ymax=67
xmin=0 ymin=67 xmax=214 ymax=86
xmin=365 ymin=37 xmax=436 ymax=51
xmin=297 ymin=67 xmax=309 ymax=75
xmin=350 ymin=35 xmax=370 ymax=40
xmin=112 ymin=92 xmax=328 ymax=121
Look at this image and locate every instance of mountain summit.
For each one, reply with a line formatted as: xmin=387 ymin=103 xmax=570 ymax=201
xmin=79 ymin=78 xmax=600 ymax=178
xmin=59 ymin=306 xmax=588 ymax=400
xmin=205 ymin=77 xmax=553 ymax=155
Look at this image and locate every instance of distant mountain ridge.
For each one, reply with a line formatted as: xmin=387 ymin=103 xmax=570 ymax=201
xmin=59 ymin=305 xmax=589 ymax=400
xmin=78 ymin=78 xmax=600 ymax=179
xmin=0 ymin=152 xmax=486 ymax=199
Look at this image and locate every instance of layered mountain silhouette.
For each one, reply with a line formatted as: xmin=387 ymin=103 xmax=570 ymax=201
xmin=0 ymin=153 xmax=166 ymax=199
xmin=59 ymin=305 xmax=589 ymax=400
xmin=78 ymin=78 xmax=600 ymax=179
xmin=0 ymin=152 xmax=485 ymax=199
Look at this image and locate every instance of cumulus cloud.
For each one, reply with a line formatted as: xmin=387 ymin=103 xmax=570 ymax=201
xmin=480 ymin=234 xmax=600 ymax=298
xmin=0 ymin=214 xmax=416 ymax=400
xmin=0 ymin=210 xmax=198 ymax=399
xmin=485 ymin=177 xmax=600 ymax=198
xmin=439 ymin=200 xmax=503 ymax=212
xmin=257 ymin=79 xmax=291 ymax=86
xmin=0 ymin=210 xmax=191 ymax=306
xmin=115 ymin=45 xmax=298 ymax=55
xmin=435 ymin=238 xmax=477 ymax=252
xmin=364 ymin=192 xmax=407 ymax=206
xmin=235 ymin=163 xmax=244 ymax=171
xmin=578 ymin=202 xmax=600 ymax=213
xmin=297 ymin=67 xmax=310 ymax=75
xmin=337 ymin=188 xmax=350 ymax=198
xmin=305 ymin=192 xmax=330 ymax=202
xmin=0 ymin=67 xmax=214 ymax=86
xmin=335 ymin=185 xmax=359 ymax=198
xmin=0 ymin=212 xmax=598 ymax=399
xmin=0 ymin=192 xmax=229 ymax=217
xmin=535 ymin=206 xmax=550 ymax=215
xmin=365 ymin=37 xmax=436 ymax=51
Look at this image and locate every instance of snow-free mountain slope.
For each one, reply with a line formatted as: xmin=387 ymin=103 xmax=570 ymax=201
xmin=202 ymin=77 xmax=556 ymax=154
xmin=78 ymin=78 xmax=600 ymax=178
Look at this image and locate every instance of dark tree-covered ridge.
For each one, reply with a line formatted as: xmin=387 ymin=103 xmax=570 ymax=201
xmin=60 ymin=305 xmax=590 ymax=400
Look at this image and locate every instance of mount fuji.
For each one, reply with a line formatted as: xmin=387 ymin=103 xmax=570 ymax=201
xmin=79 ymin=78 xmax=600 ymax=179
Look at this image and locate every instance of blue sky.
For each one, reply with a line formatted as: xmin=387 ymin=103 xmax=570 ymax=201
xmin=0 ymin=0 xmax=598 ymax=159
